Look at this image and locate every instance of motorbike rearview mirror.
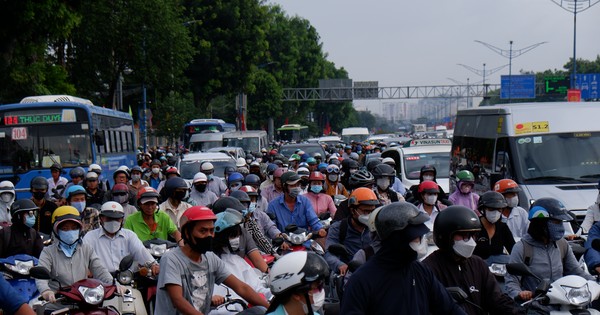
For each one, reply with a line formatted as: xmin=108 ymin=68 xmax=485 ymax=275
xmin=318 ymin=212 xmax=331 ymax=220
xmin=534 ymin=279 xmax=551 ymax=296
xmin=29 ymin=266 xmax=52 ymax=280
xmin=506 ymin=263 xmax=541 ymax=281
xmin=446 ymin=287 xmax=469 ymax=303
xmin=267 ymin=213 xmax=277 ymax=221
xmin=119 ymin=255 xmax=135 ymax=272
xmin=328 ymin=244 xmax=351 ymax=258
xmin=285 ymin=224 xmax=298 ymax=233
xmin=55 ymin=185 xmax=65 ymax=190
xmin=272 ymin=237 xmax=284 ymax=247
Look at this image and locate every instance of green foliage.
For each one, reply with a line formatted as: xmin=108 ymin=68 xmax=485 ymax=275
xmin=152 ymin=92 xmax=198 ymax=143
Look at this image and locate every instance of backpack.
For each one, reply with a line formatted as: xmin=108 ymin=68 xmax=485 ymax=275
xmin=522 ymin=238 xmax=568 ymax=266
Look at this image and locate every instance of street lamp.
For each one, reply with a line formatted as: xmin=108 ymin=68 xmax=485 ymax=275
xmin=457 ymin=63 xmax=508 ymax=98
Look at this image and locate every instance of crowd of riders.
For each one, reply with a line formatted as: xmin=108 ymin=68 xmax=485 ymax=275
xmin=2 ymin=141 xmax=600 ymax=315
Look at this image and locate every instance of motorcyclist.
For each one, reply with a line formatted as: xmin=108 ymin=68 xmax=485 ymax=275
xmin=297 ymin=167 xmax=310 ymax=194
xmin=340 ymin=159 xmax=360 ymax=191
xmin=128 ymin=165 xmax=149 ymax=197
xmin=0 ymin=181 xmax=15 ymax=227
xmin=105 ymin=165 xmax=136 ymax=205
xmin=371 ymin=163 xmax=404 ymax=205
xmin=88 ymin=163 xmax=110 ymax=192
xmin=473 ymin=191 xmax=515 ymax=262
xmin=333 ymin=169 xmax=375 ymax=221
xmin=63 ymin=166 xmax=85 ymax=193
xmin=304 ymin=171 xmax=337 ymax=218
xmin=341 ymin=201 xmax=465 ymax=314
xmin=260 ymin=164 xmax=278 ymax=191
xmin=30 ymin=176 xmax=57 ymax=235
xmin=324 ymin=188 xmax=378 ymax=276
xmin=154 ymin=206 xmax=269 ymax=314
xmin=266 ymin=252 xmax=329 ymax=315
xmin=505 ymin=198 xmax=594 ymax=304
xmin=449 ymin=170 xmax=479 ymax=213
xmin=225 ymin=172 xmax=245 ymax=196
xmin=64 ymin=185 xmax=99 ymax=235
xmin=123 ymin=187 xmax=182 ymax=243
xmin=111 ymin=183 xmax=138 ymax=219
xmin=156 ymin=166 xmax=181 ymax=193
xmin=145 ymin=159 xmax=164 ymax=190
xmin=262 ymin=168 xmax=286 ymax=203
xmin=201 ymin=162 xmax=227 ymax=197
xmin=380 ymin=157 xmax=406 ymax=196
xmin=415 ymin=180 xmax=448 ymax=230
xmin=323 ymin=164 xmax=349 ymax=199
xmin=188 ymin=172 xmax=218 ymax=207
xmin=244 ymin=174 xmax=268 ymax=212
xmin=578 ymin=178 xmax=600 ymax=235
xmin=493 ymin=179 xmax=529 ymax=239
xmin=406 ymin=164 xmax=451 ymax=206
xmin=159 ymin=177 xmax=192 ymax=228
xmin=46 ymin=163 xmax=67 ymax=203
xmin=85 ymin=171 xmax=105 ymax=205
xmin=0 ymin=199 xmax=44 ymax=258
xmin=423 ymin=205 xmax=524 ymax=315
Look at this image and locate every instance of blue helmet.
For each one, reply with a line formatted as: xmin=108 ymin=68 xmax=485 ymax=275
xmin=227 ymin=172 xmax=244 ymax=185
xmin=215 ymin=209 xmax=243 ymax=233
xmin=65 ymin=185 xmax=86 ymax=200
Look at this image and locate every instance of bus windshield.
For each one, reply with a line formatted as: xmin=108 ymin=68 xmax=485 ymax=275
xmin=0 ymin=122 xmax=92 ymax=172
xmin=514 ymin=133 xmax=600 ymax=183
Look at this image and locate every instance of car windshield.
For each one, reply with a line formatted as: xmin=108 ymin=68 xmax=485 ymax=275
xmin=514 ymin=133 xmax=600 ymax=183
xmin=403 ymin=152 xmax=450 ymax=180
xmin=179 ymin=159 xmax=236 ymax=179
xmin=223 ymin=137 xmax=259 ymax=153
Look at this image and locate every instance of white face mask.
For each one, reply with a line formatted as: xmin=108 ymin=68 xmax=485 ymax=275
xmin=131 ymin=174 xmax=141 ymax=182
xmin=422 ymin=175 xmax=434 ymax=181
xmin=151 ymin=168 xmax=160 ymax=174
xmin=1 ymin=193 xmax=13 ymax=203
xmin=409 ymin=236 xmax=428 ymax=259
xmin=506 ymin=196 xmax=519 ymax=208
xmin=327 ymin=174 xmax=338 ymax=182
xmin=310 ymin=288 xmax=326 ymax=310
xmin=376 ymin=178 xmax=390 ymax=190
xmin=229 ymin=237 xmax=240 ymax=251
xmin=102 ymin=220 xmax=122 ymax=234
xmin=453 ymin=237 xmax=477 ymax=258
xmin=424 ymin=194 xmax=437 ymax=205
xmin=485 ymin=210 xmax=501 ymax=224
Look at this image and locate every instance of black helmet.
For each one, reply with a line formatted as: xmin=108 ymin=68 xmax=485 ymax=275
xmin=433 ymin=206 xmax=481 ymax=250
xmin=30 ymin=176 xmax=49 ymax=190
xmin=528 ymin=197 xmax=572 ymax=221
xmin=230 ymin=190 xmax=251 ymax=203
xmin=69 ymin=167 xmax=85 ymax=179
xmin=420 ymin=164 xmax=437 ymax=177
xmin=341 ymin=159 xmax=359 ymax=171
xmin=212 ymin=196 xmax=246 ymax=214
xmin=348 ymin=169 xmax=375 ymax=190
xmin=224 ymin=166 xmax=236 ymax=177
xmin=244 ymin=174 xmax=261 ymax=186
xmin=163 ymin=177 xmax=189 ymax=198
xmin=266 ymin=164 xmax=278 ymax=174
xmin=10 ymin=199 xmax=39 ymax=218
xmin=477 ymin=191 xmax=508 ymax=211
xmin=371 ymin=164 xmax=395 ymax=178
xmin=366 ymin=159 xmax=382 ymax=173
xmin=374 ymin=202 xmax=429 ymax=240
xmin=50 ymin=163 xmax=62 ymax=171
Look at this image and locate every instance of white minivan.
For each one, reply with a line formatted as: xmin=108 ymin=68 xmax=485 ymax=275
xmin=452 ymin=101 xmax=600 ymax=225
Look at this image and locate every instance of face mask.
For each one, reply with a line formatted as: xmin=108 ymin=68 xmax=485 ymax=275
xmin=131 ymin=174 xmax=141 ymax=182
xmin=102 ymin=220 xmax=122 ymax=234
xmin=485 ymin=210 xmax=501 ymax=224
xmin=71 ymin=201 xmax=86 ymax=214
xmin=268 ymin=175 xmax=274 ymax=181
xmin=58 ymin=229 xmax=80 ymax=246
xmin=422 ymin=175 xmax=434 ymax=181
xmin=327 ymin=174 xmax=338 ymax=182
xmin=310 ymin=185 xmax=322 ymax=194
xmin=114 ymin=194 xmax=129 ymax=205
xmin=32 ymin=191 xmax=46 ymax=200
xmin=409 ymin=236 xmax=428 ymax=259
xmin=377 ymin=178 xmax=390 ymax=190
xmin=207 ymin=174 xmax=214 ymax=181
xmin=248 ymin=202 xmax=257 ymax=214
xmin=229 ymin=237 xmax=240 ymax=251
xmin=357 ymin=214 xmax=369 ymax=226
xmin=506 ymin=196 xmax=519 ymax=208
xmin=547 ymin=221 xmax=565 ymax=241
xmin=230 ymin=183 xmax=241 ymax=191
xmin=460 ymin=185 xmax=472 ymax=194
xmin=151 ymin=168 xmax=160 ymax=174
xmin=1 ymin=193 xmax=12 ymax=203
xmin=424 ymin=195 xmax=438 ymax=205
xmin=190 ymin=236 xmax=213 ymax=254
xmin=288 ymin=187 xmax=302 ymax=198
xmin=25 ymin=214 xmax=36 ymax=228
xmin=310 ymin=288 xmax=326 ymax=310
xmin=453 ymin=237 xmax=477 ymax=258
xmin=194 ymin=184 xmax=207 ymax=192
xmin=172 ymin=191 xmax=187 ymax=201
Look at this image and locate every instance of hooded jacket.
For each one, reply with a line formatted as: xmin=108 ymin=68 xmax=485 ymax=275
xmin=449 ymin=182 xmax=480 ymax=212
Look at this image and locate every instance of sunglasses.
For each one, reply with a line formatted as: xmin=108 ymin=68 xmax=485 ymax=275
xmin=326 ymin=166 xmax=340 ymax=174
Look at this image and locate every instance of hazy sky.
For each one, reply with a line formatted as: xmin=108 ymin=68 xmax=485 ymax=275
xmin=268 ymin=0 xmax=600 ymax=88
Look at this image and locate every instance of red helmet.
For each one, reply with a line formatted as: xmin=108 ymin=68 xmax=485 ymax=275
xmin=308 ymin=171 xmax=325 ymax=182
xmin=418 ymin=181 xmax=439 ymax=194
xmin=165 ymin=167 xmax=180 ymax=177
xmin=179 ymin=206 xmax=217 ymax=228
xmin=273 ymin=168 xmax=286 ymax=179
xmin=239 ymin=185 xmax=258 ymax=196
xmin=494 ymin=179 xmax=521 ymax=194
xmin=137 ymin=186 xmax=159 ymax=201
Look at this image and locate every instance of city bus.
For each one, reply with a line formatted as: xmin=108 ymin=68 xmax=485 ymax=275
xmin=0 ymin=95 xmax=137 ymax=198
xmin=277 ymin=124 xmax=309 ymax=142
xmin=182 ymin=119 xmax=236 ymax=147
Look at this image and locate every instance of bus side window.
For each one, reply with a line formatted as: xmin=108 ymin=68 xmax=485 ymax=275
xmin=94 ymin=130 xmax=105 ymax=146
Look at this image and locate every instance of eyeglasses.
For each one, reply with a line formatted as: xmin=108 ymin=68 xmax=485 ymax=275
xmin=454 ymin=232 xmax=477 ymax=241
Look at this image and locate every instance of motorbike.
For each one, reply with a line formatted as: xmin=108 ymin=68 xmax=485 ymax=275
xmin=507 ymin=262 xmax=600 ymax=314
xmin=280 ymin=224 xmax=324 ymax=255
xmin=103 ymin=255 xmax=148 ymax=315
xmin=0 ymin=254 xmax=40 ymax=301
xmin=137 ymin=239 xmax=178 ymax=315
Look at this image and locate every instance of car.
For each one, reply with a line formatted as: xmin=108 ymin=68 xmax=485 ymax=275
xmin=177 ymin=152 xmax=236 ymax=182
xmin=279 ymin=143 xmax=327 ymax=159
xmin=206 ymin=146 xmax=246 ymax=160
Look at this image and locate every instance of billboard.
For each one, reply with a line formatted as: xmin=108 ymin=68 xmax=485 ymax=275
xmin=500 ymin=75 xmax=536 ymax=99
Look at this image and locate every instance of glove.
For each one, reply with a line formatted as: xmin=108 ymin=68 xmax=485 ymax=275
xmin=42 ymin=290 xmax=56 ymax=303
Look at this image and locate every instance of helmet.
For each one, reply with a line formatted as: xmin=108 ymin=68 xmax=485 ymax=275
xmin=420 ymin=165 xmax=437 ymax=177
xmin=163 ymin=177 xmax=189 ymax=198
xmin=224 ymin=166 xmax=236 ymax=176
xmin=113 ymin=166 xmax=130 ymax=179
xmin=52 ymin=206 xmax=83 ymax=236
xmin=273 ymin=168 xmax=286 ymax=179
xmin=477 ymin=191 xmax=508 ymax=210
xmin=85 ymin=172 xmax=98 ymax=180
xmin=64 ymin=185 xmax=86 ymax=200
xmin=112 ymin=183 xmax=129 ymax=194
xmin=10 ymin=199 xmax=38 ymax=218
xmin=246 ymin=153 xmax=254 ymax=160
xmin=301 ymin=154 xmax=310 ymax=162
xmin=297 ymin=167 xmax=310 ymax=177
xmin=349 ymin=152 xmax=359 ymax=161
xmin=30 ymin=176 xmax=49 ymax=190
xmin=313 ymin=152 xmax=322 ymax=158
xmin=325 ymin=164 xmax=340 ymax=174
xmin=289 ymin=154 xmax=300 ymax=162
xmin=179 ymin=206 xmax=217 ymax=228
xmin=346 ymin=159 xmax=360 ymax=170
xmin=244 ymin=174 xmax=261 ymax=186
xmin=227 ymin=172 xmax=244 ymax=185
xmin=306 ymin=157 xmax=317 ymax=165
xmin=317 ymin=163 xmax=328 ymax=172
xmin=348 ymin=170 xmax=375 ymax=189
xmin=269 ymin=251 xmax=329 ymax=295
xmin=381 ymin=157 xmax=395 ymax=166
xmin=50 ymin=163 xmax=62 ymax=171
xmin=433 ymin=205 xmax=482 ymax=250
xmin=494 ymin=179 xmax=521 ymax=194
xmin=150 ymin=159 xmax=161 ymax=167
xmin=367 ymin=206 xmax=384 ymax=232
xmin=236 ymin=157 xmax=246 ymax=168
xmin=308 ymin=171 xmax=325 ymax=182
xmin=100 ymin=201 xmax=125 ymax=219
xmin=230 ymin=190 xmax=251 ymax=203
xmin=348 ymin=188 xmax=380 ymax=207
xmin=69 ymin=167 xmax=85 ymax=179
xmin=329 ymin=158 xmax=341 ymax=166
xmin=418 ymin=181 xmax=439 ymax=194
xmin=130 ymin=165 xmax=143 ymax=174
xmin=371 ymin=164 xmax=395 ymax=178
xmin=374 ymin=202 xmax=429 ymax=240
xmin=215 ymin=209 xmax=244 ymax=233
xmin=136 ymin=186 xmax=160 ymax=204
xmin=88 ymin=164 xmax=102 ymax=173
xmin=281 ymin=172 xmax=301 ymax=186
xmin=456 ymin=170 xmax=475 ymax=182
xmin=366 ymin=159 xmax=382 ymax=172
xmin=266 ymin=164 xmax=278 ymax=174
xmin=201 ymin=162 xmax=214 ymax=171
xmin=528 ymin=197 xmax=572 ymax=221
xmin=165 ymin=167 xmax=180 ymax=177
xmin=239 ymin=185 xmax=258 ymax=196
xmin=212 ymin=196 xmax=246 ymax=214
xmin=193 ymin=172 xmax=208 ymax=184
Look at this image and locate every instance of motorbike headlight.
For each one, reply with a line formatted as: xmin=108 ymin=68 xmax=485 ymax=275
xmin=118 ymin=270 xmax=133 ymax=285
xmin=488 ymin=263 xmax=507 ymax=277
xmin=4 ymin=260 xmax=35 ymax=275
xmin=290 ymin=233 xmax=304 ymax=245
xmin=561 ymin=284 xmax=591 ymax=306
xmin=149 ymin=244 xmax=167 ymax=257
xmin=78 ymin=284 xmax=105 ymax=305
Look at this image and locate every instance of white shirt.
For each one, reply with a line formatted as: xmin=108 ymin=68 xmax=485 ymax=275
xmin=46 ymin=176 xmax=68 ymax=201
xmin=502 ymin=206 xmax=530 ymax=239
xmin=159 ymin=199 xmax=192 ymax=228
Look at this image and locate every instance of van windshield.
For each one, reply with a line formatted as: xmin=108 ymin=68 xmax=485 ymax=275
xmin=515 ymin=133 xmax=600 ymax=183
xmin=223 ymin=137 xmax=258 ymax=153
xmin=403 ymin=152 xmax=450 ymax=180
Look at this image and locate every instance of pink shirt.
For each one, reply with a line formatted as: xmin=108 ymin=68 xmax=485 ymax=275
xmin=304 ymin=192 xmax=337 ymax=217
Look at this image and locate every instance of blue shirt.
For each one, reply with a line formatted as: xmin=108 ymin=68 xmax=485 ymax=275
xmin=267 ymin=195 xmax=323 ymax=232
xmin=0 ymin=274 xmax=28 ymax=313
xmin=149 ymin=176 xmax=161 ymax=190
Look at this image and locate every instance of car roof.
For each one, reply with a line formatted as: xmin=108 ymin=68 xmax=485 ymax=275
xmin=181 ymin=152 xmax=236 ymax=161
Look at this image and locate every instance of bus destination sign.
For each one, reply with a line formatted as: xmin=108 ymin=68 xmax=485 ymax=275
xmin=4 ymin=113 xmax=63 ymax=125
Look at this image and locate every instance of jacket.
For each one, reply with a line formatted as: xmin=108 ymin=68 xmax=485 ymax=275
xmin=304 ymin=191 xmax=337 ymax=217
xmin=423 ymin=250 xmax=524 ymax=315
xmin=584 ymin=221 xmax=600 ymax=271
xmin=473 ymin=218 xmax=515 ymax=260
xmin=324 ymin=219 xmax=371 ymax=271
xmin=580 ymin=194 xmax=600 ymax=234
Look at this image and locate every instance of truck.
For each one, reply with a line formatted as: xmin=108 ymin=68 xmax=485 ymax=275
xmin=412 ymin=124 xmax=427 ymax=133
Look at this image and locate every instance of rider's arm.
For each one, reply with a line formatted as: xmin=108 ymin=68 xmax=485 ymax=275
xmin=304 ymin=200 xmax=324 ymax=232
xmin=0 ymin=275 xmax=31 ymax=314
xmin=35 ymin=247 xmax=53 ymax=294
xmin=323 ymin=222 xmax=345 ymax=271
xmin=504 ymin=241 xmax=527 ymax=299
xmin=223 ymin=275 xmax=269 ymax=308
xmin=165 ymin=284 xmax=203 ymax=315
xmin=86 ymin=244 xmax=114 ymax=284
xmin=254 ymin=210 xmax=281 ymax=239
xmin=247 ymin=250 xmax=268 ymax=273
xmin=127 ymin=230 xmax=157 ymax=268
xmin=563 ymin=243 xmax=595 ymax=281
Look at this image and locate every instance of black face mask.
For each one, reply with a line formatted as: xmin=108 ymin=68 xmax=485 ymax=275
xmin=194 ymin=184 xmax=207 ymax=193
xmin=172 ymin=190 xmax=187 ymax=201
xmin=190 ymin=236 xmax=213 ymax=254
xmin=32 ymin=191 xmax=46 ymax=200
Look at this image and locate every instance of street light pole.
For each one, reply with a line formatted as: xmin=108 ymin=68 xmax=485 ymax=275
xmin=142 ymin=84 xmax=147 ymax=153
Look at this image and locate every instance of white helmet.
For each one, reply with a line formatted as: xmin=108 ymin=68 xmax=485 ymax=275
xmin=100 ymin=201 xmax=125 ymax=219
xmin=89 ymin=164 xmax=102 ymax=172
xmin=236 ymin=157 xmax=246 ymax=167
xmin=269 ymin=251 xmax=329 ymax=295
xmin=201 ymin=162 xmax=214 ymax=171
xmin=193 ymin=172 xmax=208 ymax=184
